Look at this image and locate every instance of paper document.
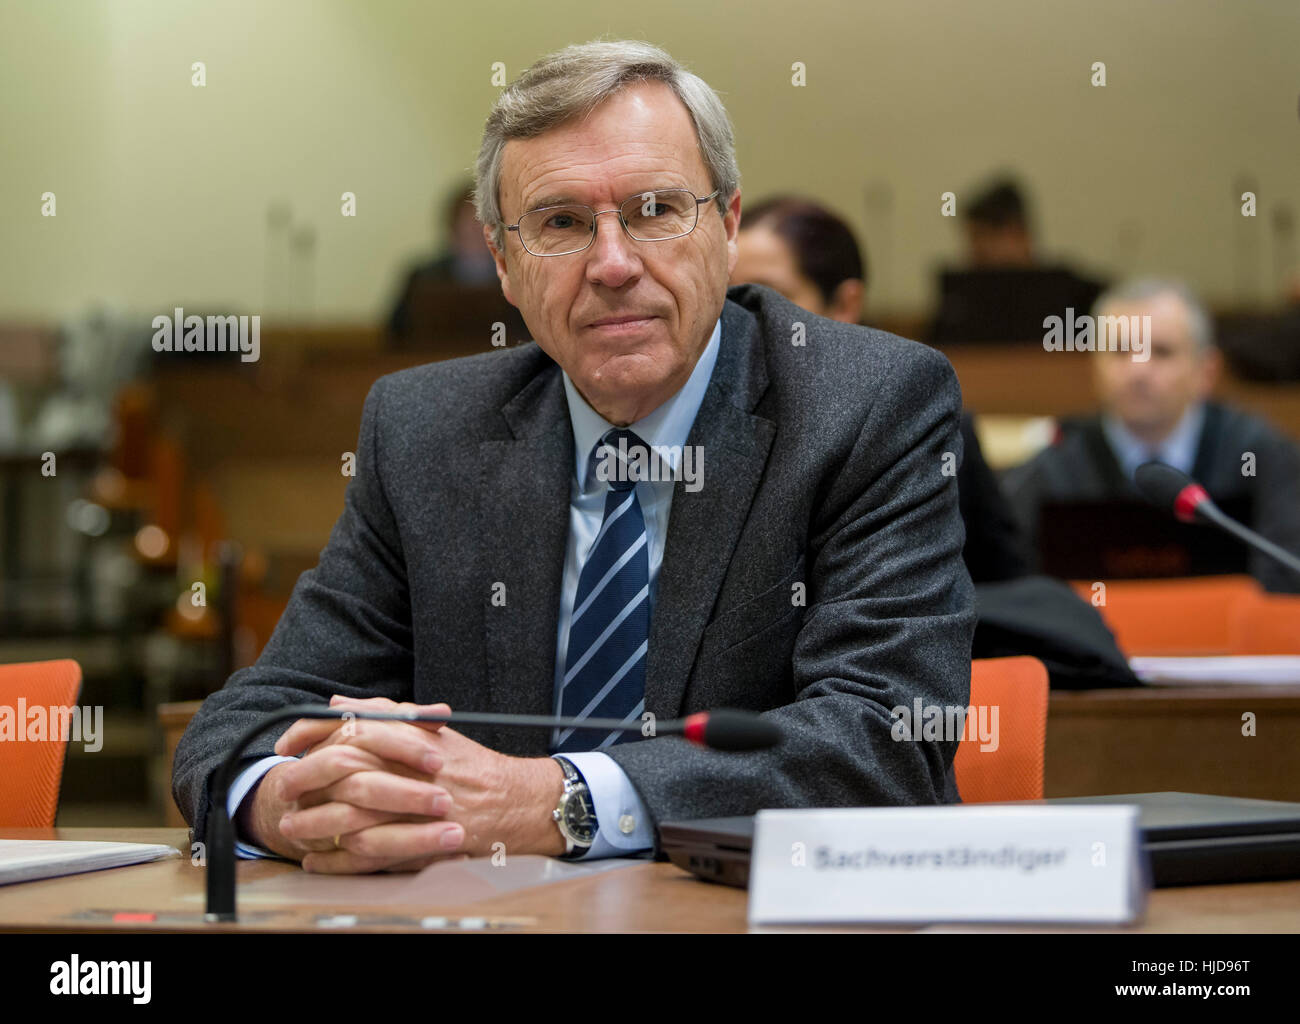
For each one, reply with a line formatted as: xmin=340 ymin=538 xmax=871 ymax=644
xmin=0 ymin=840 xmax=181 ymax=886
xmin=1129 ymin=655 xmax=1300 ymax=686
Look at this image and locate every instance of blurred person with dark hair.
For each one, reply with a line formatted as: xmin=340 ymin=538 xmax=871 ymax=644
xmin=930 ymin=175 xmax=1103 ymax=344
xmin=1002 ymin=278 xmax=1300 ymax=593
xmin=387 ymin=180 xmax=499 ymax=339
xmin=731 ymin=195 xmax=866 ymax=323
xmin=733 ymin=194 xmax=1028 ymax=582
xmin=963 ymin=178 xmax=1035 ymax=268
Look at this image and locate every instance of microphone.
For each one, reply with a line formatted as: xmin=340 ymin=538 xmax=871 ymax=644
xmin=205 ymin=705 xmax=780 ymax=921
xmin=1133 ymin=461 xmax=1300 ymax=578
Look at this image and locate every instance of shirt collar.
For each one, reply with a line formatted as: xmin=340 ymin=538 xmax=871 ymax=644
xmin=1102 ymin=402 xmax=1206 ymax=479
xmin=562 ymin=316 xmax=722 ymax=489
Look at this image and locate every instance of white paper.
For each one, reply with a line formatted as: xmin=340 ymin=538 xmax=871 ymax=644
xmin=1130 ymin=655 xmax=1300 ymax=686
xmin=0 ymin=840 xmax=181 ymax=886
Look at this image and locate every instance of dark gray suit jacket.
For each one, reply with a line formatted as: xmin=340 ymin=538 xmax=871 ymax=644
xmin=173 ymin=283 xmax=976 ymax=856
xmin=1002 ymin=402 xmax=1300 ymax=594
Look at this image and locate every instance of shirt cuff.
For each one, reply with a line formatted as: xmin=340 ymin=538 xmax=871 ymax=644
xmin=227 ymin=755 xmax=298 ymax=860
xmin=553 ymin=752 xmax=654 ymax=859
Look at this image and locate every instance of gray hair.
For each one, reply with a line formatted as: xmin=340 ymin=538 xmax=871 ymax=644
xmin=474 ymin=40 xmax=740 ymax=251
xmin=1092 ymin=277 xmax=1215 ymax=352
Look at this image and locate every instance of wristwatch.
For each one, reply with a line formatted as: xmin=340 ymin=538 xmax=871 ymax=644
xmin=551 ymin=756 xmax=598 ymax=858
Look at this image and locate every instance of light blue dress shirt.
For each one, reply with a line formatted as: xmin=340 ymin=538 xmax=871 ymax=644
xmin=227 ymin=316 xmax=723 ymax=861
xmin=1101 ymin=402 xmax=1205 ymax=481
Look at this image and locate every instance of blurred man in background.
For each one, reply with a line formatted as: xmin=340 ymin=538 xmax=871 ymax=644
xmin=387 ymin=180 xmax=500 ymax=341
xmin=930 ymin=176 xmax=1104 ymax=344
xmin=1003 ymin=278 xmax=1300 ymax=593
xmin=962 ymin=179 xmax=1036 ymax=269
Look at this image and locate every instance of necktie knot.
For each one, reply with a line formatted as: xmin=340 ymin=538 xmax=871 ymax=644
xmin=594 ymin=428 xmax=652 ymax=493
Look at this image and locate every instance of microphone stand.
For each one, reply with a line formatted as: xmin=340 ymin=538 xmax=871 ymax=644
xmin=1195 ymin=501 xmax=1300 ymax=578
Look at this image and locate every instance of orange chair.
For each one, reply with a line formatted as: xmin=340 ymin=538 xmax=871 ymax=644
xmin=953 ymin=657 xmax=1049 ymax=803
xmin=1069 ymin=575 xmax=1262 ymax=656
xmin=1228 ymin=593 xmax=1300 ymax=654
xmin=0 ymin=660 xmax=83 ymax=827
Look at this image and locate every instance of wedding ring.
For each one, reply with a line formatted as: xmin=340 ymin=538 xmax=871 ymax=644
xmin=333 ymin=834 xmax=342 ymax=849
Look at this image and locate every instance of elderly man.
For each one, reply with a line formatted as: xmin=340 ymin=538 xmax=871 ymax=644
xmin=1003 ymin=278 xmax=1300 ymax=593
xmin=173 ymin=40 xmax=974 ymax=873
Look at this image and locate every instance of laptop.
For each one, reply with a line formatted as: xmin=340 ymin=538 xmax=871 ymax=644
xmin=1037 ymin=498 xmax=1252 ymax=580
xmin=930 ymin=266 xmax=1105 ymax=344
xmin=659 ymin=792 xmax=1300 ymax=889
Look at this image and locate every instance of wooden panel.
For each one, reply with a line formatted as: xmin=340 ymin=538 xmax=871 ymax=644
xmin=208 ymin=459 xmax=349 ymax=554
xmin=157 ymin=702 xmax=202 ymax=828
xmin=1046 ymin=686 xmax=1300 ymax=801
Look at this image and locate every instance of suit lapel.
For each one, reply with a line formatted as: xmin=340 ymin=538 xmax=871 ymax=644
xmin=478 ymin=363 xmax=573 ymax=749
xmin=645 ymin=300 xmax=776 ymax=719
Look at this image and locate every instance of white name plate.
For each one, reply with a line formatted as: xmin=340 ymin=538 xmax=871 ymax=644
xmin=748 ymin=805 xmax=1146 ymax=925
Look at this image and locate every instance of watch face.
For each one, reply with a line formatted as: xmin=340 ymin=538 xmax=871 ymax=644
xmin=562 ymin=793 xmax=596 ymax=843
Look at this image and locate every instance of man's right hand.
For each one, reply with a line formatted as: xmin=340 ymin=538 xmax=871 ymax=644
xmin=237 ymin=710 xmax=458 ymax=865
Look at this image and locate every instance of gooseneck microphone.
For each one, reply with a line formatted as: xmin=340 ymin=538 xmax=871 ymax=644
xmin=205 ymin=705 xmax=780 ymax=921
xmin=1133 ymin=461 xmax=1300 ymax=578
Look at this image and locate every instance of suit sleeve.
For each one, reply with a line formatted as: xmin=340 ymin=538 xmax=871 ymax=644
xmin=171 ymin=377 xmax=415 ymax=843
xmin=602 ymin=346 xmax=976 ymax=854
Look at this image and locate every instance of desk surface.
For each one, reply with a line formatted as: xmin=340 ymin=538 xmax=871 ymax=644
xmin=1 ymin=828 xmax=1297 ymax=933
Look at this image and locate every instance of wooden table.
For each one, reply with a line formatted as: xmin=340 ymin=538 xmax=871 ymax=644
xmin=1046 ymin=686 xmax=1300 ymax=802
xmin=1 ymin=828 xmax=1297 ymax=933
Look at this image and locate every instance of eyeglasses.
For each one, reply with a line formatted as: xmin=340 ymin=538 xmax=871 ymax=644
xmin=506 ymin=188 xmax=722 ymax=257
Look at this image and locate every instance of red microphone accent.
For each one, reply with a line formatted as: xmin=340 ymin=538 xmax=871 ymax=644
xmin=683 ymin=712 xmax=708 ymax=745
xmin=1173 ymin=483 xmax=1209 ymax=523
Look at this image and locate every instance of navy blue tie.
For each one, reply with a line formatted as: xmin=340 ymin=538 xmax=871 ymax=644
xmin=554 ymin=428 xmax=650 ymax=752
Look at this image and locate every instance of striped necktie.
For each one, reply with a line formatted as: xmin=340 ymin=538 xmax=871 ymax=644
xmin=554 ymin=428 xmax=651 ymax=752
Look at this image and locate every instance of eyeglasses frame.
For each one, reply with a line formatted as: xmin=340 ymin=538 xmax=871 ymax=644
xmin=504 ymin=187 xmax=724 ymax=256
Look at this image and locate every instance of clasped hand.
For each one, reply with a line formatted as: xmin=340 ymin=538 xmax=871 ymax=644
xmin=241 ymin=695 xmax=565 ymax=873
